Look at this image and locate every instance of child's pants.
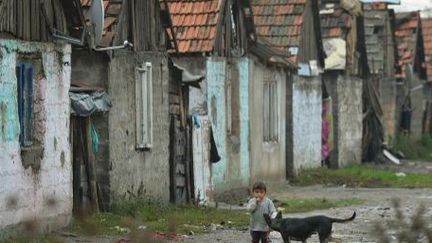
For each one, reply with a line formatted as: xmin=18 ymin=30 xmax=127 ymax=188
xmin=250 ymin=231 xmax=270 ymax=243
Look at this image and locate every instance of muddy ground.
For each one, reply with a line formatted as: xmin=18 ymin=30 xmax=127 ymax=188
xmin=57 ymin=159 xmax=432 ymax=243
xmin=180 ymin=186 xmax=432 ymax=243
xmin=59 ymin=186 xmax=432 ymax=243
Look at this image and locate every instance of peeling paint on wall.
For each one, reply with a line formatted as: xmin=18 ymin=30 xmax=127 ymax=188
xmin=237 ymin=58 xmax=250 ymax=184
xmin=292 ymin=76 xmax=322 ymax=173
xmin=0 ymin=39 xmax=72 ymax=233
xmin=207 ymin=58 xmax=226 ymax=188
xmin=207 ymin=57 xmax=251 ymax=192
xmin=0 ymin=46 xmax=19 ymax=142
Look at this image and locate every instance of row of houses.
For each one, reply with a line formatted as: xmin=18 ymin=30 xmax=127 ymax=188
xmin=0 ymin=0 xmax=431 ymax=235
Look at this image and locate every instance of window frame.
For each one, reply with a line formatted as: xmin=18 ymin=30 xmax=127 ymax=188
xmin=135 ymin=62 xmax=153 ymax=149
xmin=263 ymin=72 xmax=279 ymax=143
xmin=16 ymin=62 xmax=34 ymax=147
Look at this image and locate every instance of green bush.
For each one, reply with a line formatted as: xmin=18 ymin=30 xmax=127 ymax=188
xmin=392 ymin=135 xmax=432 ymax=161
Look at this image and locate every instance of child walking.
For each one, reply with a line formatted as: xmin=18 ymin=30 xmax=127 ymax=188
xmin=247 ymin=181 xmax=277 ymax=243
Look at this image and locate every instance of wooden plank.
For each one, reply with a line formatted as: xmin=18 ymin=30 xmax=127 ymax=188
xmin=150 ymin=0 xmax=156 ymax=50
xmin=71 ymin=118 xmax=82 ymax=215
xmin=185 ymin=124 xmax=193 ymax=202
xmin=130 ymin=0 xmax=138 ymax=51
xmin=169 ymin=116 xmax=176 ymax=203
xmin=213 ymin=0 xmax=227 ymax=55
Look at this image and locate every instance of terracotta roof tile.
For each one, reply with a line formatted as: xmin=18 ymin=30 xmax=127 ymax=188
xmin=251 ymin=0 xmax=306 ymax=60
xmin=422 ymin=18 xmax=432 ymax=81
xmin=320 ymin=6 xmax=352 ymax=40
xmin=166 ymin=0 xmax=221 ymax=53
xmin=395 ymin=12 xmax=420 ymax=78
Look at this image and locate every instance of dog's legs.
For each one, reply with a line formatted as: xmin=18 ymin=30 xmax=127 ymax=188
xmin=318 ymin=225 xmax=332 ymax=243
xmin=281 ymin=234 xmax=290 ymax=243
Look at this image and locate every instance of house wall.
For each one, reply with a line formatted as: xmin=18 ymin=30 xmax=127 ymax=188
xmin=0 ymin=40 xmax=71 ymax=235
xmin=108 ymin=51 xmax=170 ymax=203
xmin=71 ymin=51 xmax=111 ymax=210
xmin=287 ymin=75 xmax=322 ymax=175
xmin=71 ymin=51 xmax=109 ymax=87
xmin=249 ymin=61 xmax=286 ymax=182
xmin=324 ymin=73 xmax=362 ymax=167
xmin=380 ymin=77 xmax=397 ymax=139
xmin=410 ymin=86 xmax=426 ymax=137
xmin=207 ymin=57 xmax=250 ymax=192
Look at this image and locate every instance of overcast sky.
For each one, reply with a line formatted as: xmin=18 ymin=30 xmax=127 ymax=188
xmin=390 ymin=0 xmax=432 ymax=12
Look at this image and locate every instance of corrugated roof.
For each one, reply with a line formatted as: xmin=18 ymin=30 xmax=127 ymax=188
xmin=422 ymin=18 xmax=432 ymax=82
xmin=165 ymin=0 xmax=222 ymax=53
xmin=251 ymin=0 xmax=306 ymax=61
xmin=394 ymin=12 xmax=419 ymax=78
xmin=81 ymin=0 xmax=123 ymax=46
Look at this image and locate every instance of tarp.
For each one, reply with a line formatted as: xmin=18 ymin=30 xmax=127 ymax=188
xmin=171 ymin=60 xmax=205 ymax=88
xmin=70 ymin=91 xmax=112 ymax=117
xmin=323 ymin=38 xmax=347 ymax=70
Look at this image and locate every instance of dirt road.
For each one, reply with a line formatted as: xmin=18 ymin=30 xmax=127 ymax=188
xmin=182 ymin=186 xmax=432 ymax=243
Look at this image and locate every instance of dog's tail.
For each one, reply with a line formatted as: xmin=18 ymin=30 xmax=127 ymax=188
xmin=329 ymin=212 xmax=356 ymax=223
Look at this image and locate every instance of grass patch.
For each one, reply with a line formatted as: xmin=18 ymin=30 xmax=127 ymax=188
xmin=279 ymin=198 xmax=363 ymax=213
xmin=0 ymin=234 xmax=64 ymax=243
xmin=66 ymin=199 xmax=249 ymax=236
xmin=294 ymin=165 xmax=432 ymax=188
xmin=392 ymin=135 xmax=432 ymax=161
xmin=66 ymin=196 xmax=365 ymax=237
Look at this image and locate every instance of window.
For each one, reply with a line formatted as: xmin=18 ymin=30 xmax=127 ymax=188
xmin=135 ymin=62 xmax=153 ymax=149
xmin=263 ymin=73 xmax=279 ymax=142
xmin=16 ymin=62 xmax=34 ymax=147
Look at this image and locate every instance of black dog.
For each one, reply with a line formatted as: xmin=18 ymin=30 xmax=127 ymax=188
xmin=264 ymin=211 xmax=356 ymax=243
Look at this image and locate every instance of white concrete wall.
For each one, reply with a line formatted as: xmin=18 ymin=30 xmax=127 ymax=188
xmin=336 ymin=75 xmax=363 ymax=166
xmin=249 ymin=60 xmax=286 ymax=182
xmin=192 ymin=116 xmax=212 ymax=204
xmin=0 ymin=40 xmax=72 ymax=234
xmin=292 ymin=76 xmax=322 ymax=173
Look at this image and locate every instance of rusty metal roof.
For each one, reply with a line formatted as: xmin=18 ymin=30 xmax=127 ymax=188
xmin=395 ymin=12 xmax=420 ymax=78
xmin=251 ymin=0 xmax=305 ymax=61
xmin=81 ymin=0 xmax=123 ymax=46
xmin=165 ymin=0 xmax=221 ymax=53
xmin=422 ymin=18 xmax=432 ymax=82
